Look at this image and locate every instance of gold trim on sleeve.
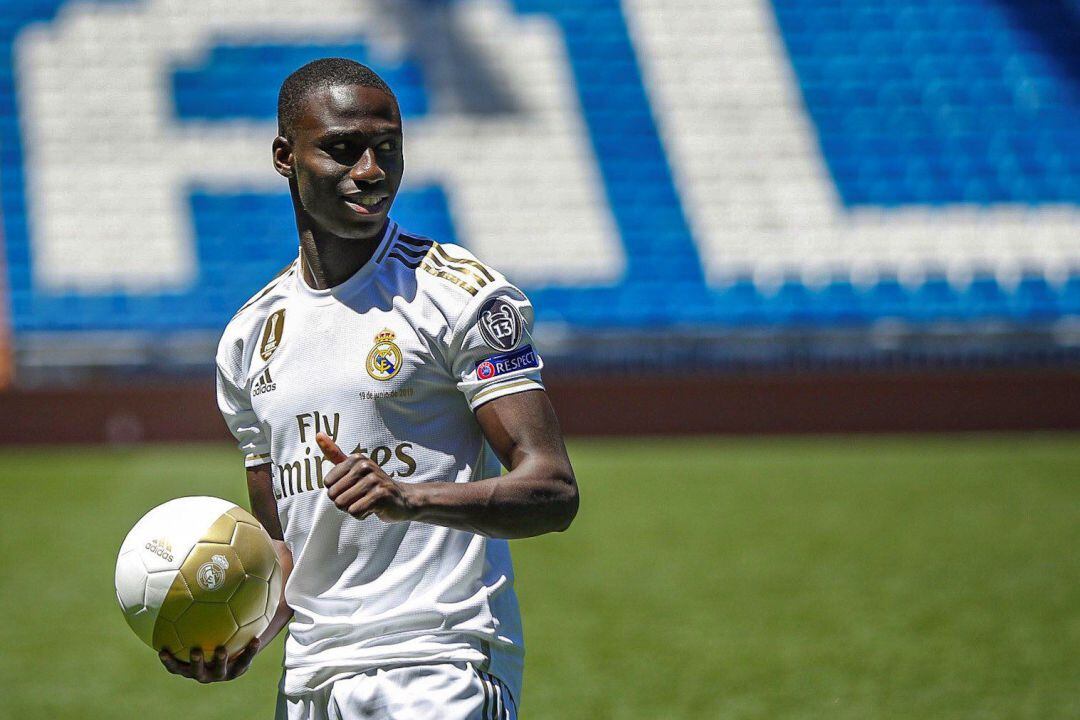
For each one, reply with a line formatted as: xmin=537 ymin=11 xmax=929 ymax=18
xmin=471 ymin=378 xmax=541 ymax=404
xmin=420 ymin=263 xmax=481 ymax=295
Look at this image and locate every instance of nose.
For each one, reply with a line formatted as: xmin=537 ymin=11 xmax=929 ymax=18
xmin=349 ymin=147 xmax=385 ymax=185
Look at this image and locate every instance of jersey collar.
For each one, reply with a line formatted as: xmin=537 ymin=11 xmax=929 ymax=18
xmin=295 ymin=219 xmax=400 ymax=304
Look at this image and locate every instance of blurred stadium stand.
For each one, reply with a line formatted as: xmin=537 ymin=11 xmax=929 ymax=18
xmin=1 ymin=0 xmax=1079 ymax=435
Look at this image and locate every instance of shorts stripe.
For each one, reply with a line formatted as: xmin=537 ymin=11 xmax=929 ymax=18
xmin=492 ymin=673 xmax=503 ymax=719
xmin=483 ymin=670 xmax=507 ymax=719
xmin=477 ymin=667 xmax=491 ymax=719
xmin=472 ymin=666 xmax=515 ymax=719
xmin=495 ymin=675 xmax=517 ymax=718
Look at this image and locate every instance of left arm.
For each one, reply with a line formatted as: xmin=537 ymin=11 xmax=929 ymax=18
xmin=317 ymin=389 xmax=578 ymax=538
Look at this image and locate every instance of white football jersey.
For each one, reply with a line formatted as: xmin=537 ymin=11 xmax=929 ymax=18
xmin=215 ymin=220 xmax=544 ymax=698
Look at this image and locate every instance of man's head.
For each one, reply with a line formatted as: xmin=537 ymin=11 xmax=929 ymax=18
xmin=273 ymin=58 xmax=403 ymax=240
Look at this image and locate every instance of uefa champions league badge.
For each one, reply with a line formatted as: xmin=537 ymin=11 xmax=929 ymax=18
xmin=366 ymin=329 xmax=403 ymax=381
xmin=477 ymin=297 xmax=523 ymax=351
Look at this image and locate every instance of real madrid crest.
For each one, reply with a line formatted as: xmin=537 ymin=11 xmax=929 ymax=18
xmin=366 ymin=329 xmax=402 ymax=381
xmin=196 ymin=554 xmax=230 ymax=592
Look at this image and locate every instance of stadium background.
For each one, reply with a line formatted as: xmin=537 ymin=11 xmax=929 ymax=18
xmin=0 ymin=1 xmax=1077 ymax=718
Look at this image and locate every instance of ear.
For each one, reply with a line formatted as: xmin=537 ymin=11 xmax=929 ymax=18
xmin=272 ymin=136 xmax=294 ymax=179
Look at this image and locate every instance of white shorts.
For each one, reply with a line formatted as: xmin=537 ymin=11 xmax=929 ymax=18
xmin=274 ymin=662 xmax=518 ymax=720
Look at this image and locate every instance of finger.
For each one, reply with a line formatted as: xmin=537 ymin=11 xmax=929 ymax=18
xmin=316 ymin=433 xmax=349 ymax=464
xmin=190 ymin=648 xmax=210 ymax=683
xmin=332 ymin=476 xmax=380 ymax=511
xmin=347 ymin=490 xmax=387 ymax=519
xmin=326 ymin=460 xmax=376 ymax=497
xmin=320 ymin=457 xmax=353 ymax=489
xmin=159 ymin=649 xmax=189 ymax=676
xmin=347 ymin=482 xmax=398 ymax=519
xmin=321 ymin=452 xmax=362 ymax=489
xmin=211 ymin=646 xmax=228 ymax=682
xmin=227 ymin=638 xmax=261 ymax=680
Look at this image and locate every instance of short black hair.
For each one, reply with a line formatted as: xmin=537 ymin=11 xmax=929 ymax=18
xmin=277 ymin=58 xmax=396 ymax=138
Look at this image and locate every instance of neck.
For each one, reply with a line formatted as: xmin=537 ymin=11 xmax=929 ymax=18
xmin=295 ymin=212 xmax=389 ymax=291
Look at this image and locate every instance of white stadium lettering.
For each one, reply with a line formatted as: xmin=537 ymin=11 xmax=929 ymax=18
xmin=624 ymin=0 xmax=1080 ymax=288
xmin=15 ymin=0 xmax=624 ymax=293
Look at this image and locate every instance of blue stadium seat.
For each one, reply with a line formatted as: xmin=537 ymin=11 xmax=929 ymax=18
xmin=1012 ymin=275 xmax=1060 ymax=320
xmin=819 ymin=281 xmax=866 ymax=325
xmin=1061 ymin=276 xmax=1080 ymax=315
xmin=861 ymin=277 xmax=910 ymax=320
xmin=0 ymin=0 xmax=1078 ymax=341
xmin=964 ymin=276 xmax=1011 ymax=319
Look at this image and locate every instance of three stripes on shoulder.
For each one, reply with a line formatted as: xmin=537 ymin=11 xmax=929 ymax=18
xmin=233 ymin=233 xmax=499 ymax=327
xmin=389 ymin=235 xmax=495 ymax=296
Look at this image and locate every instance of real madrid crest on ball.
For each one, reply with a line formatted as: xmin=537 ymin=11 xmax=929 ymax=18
xmin=366 ymin=328 xmax=402 ymax=381
xmin=197 ymin=554 xmax=230 ymax=591
xmin=113 ymin=496 xmax=282 ymax=662
xmin=477 ymin=297 xmax=523 ymax=351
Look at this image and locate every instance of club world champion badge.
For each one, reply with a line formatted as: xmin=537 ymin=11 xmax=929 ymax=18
xmin=259 ymin=308 xmax=286 ymax=361
xmin=366 ymin=329 xmax=402 ymax=381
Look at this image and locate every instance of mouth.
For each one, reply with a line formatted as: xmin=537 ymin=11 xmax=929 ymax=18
xmin=342 ymin=192 xmax=390 ymax=216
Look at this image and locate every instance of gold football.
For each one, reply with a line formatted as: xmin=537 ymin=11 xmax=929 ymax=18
xmin=114 ymin=496 xmax=282 ymax=662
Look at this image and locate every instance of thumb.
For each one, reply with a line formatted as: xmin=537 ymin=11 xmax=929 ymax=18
xmin=316 ymin=432 xmax=349 ymax=464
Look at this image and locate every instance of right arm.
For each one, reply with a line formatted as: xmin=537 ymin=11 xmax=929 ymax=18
xmin=163 ymin=333 xmax=291 ymax=682
xmin=247 ymin=463 xmax=294 ymax=648
xmin=159 ymin=464 xmax=293 ymax=683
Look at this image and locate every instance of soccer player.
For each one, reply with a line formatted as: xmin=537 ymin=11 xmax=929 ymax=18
xmin=157 ymin=58 xmax=579 ymax=719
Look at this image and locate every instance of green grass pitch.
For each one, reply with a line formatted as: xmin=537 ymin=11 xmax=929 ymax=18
xmin=0 ymin=435 xmax=1077 ymax=719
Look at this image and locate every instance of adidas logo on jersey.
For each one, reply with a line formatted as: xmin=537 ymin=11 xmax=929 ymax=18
xmin=252 ymin=368 xmax=277 ymax=396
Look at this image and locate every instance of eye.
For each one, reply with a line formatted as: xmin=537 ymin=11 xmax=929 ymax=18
xmin=377 ymin=139 xmax=397 ymax=151
xmin=330 ymin=142 xmax=348 ymax=151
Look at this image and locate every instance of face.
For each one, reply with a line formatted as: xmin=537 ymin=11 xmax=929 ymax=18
xmin=275 ymin=84 xmax=404 ymax=240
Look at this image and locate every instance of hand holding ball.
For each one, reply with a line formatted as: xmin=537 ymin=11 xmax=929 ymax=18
xmin=114 ymin=497 xmax=282 ymax=672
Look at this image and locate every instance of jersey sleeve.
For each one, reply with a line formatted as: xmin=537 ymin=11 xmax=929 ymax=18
xmin=449 ymin=283 xmax=545 ymax=411
xmin=216 ymin=340 xmax=271 ymax=467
